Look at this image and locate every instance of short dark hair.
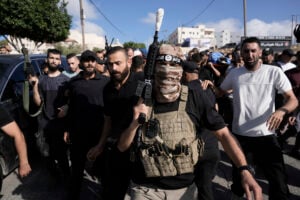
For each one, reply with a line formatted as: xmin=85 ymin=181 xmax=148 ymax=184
xmin=191 ymin=53 xmax=203 ymax=63
xmin=241 ymin=37 xmax=261 ymax=50
xmin=107 ymin=46 xmax=127 ymax=58
xmin=47 ymin=48 xmax=61 ymax=58
xmin=66 ymin=53 xmax=77 ymax=60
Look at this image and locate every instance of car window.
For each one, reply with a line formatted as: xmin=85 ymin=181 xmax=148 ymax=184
xmin=1 ymin=63 xmax=24 ymax=101
xmin=0 ymin=63 xmax=11 ymax=95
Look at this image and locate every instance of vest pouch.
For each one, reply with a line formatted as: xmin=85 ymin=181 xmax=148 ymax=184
xmin=173 ymin=152 xmax=194 ymax=175
xmin=191 ymin=138 xmax=205 ymax=165
xmin=140 ymin=149 xmax=160 ymax=177
xmin=155 ymin=153 xmax=177 ymax=177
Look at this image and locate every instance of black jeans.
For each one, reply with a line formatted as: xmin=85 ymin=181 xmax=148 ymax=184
xmin=68 ymin=133 xmax=102 ymax=200
xmin=101 ymin=144 xmax=131 ymax=200
xmin=231 ymin=134 xmax=289 ymax=200
xmin=194 ymin=129 xmax=220 ymax=200
xmin=194 ymin=144 xmax=220 ymax=200
xmin=43 ymin=118 xmax=70 ymax=180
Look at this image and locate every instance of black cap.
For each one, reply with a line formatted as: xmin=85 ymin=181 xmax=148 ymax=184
xmin=80 ymin=50 xmax=98 ymax=62
xmin=182 ymin=61 xmax=199 ymax=73
xmin=282 ymin=49 xmax=295 ymax=57
xmin=262 ymin=48 xmax=274 ymax=56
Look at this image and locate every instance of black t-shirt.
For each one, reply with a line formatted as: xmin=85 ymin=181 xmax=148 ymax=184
xmin=0 ymin=106 xmax=13 ymax=127
xmin=198 ymin=66 xmax=213 ymax=81
xmin=38 ymin=73 xmax=70 ymax=120
xmin=66 ymin=72 xmax=110 ymax=140
xmin=131 ymin=80 xmax=226 ymax=189
xmin=103 ymin=72 xmax=144 ymax=139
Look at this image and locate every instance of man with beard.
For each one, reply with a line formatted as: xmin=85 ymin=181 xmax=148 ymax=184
xmin=29 ymin=49 xmax=70 ymax=184
xmin=63 ymin=50 xmax=109 ymax=200
xmin=95 ymin=44 xmax=262 ymax=200
xmin=87 ymin=46 xmax=144 ymax=200
xmin=219 ymin=37 xmax=298 ymax=200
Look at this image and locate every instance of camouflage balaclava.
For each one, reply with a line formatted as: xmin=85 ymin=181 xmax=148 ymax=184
xmin=154 ymin=44 xmax=184 ymax=103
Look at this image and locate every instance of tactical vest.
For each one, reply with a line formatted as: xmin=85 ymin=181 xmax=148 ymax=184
xmin=138 ymin=86 xmax=204 ymax=177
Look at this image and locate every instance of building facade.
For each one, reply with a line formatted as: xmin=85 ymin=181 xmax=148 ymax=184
xmin=168 ymin=25 xmax=215 ymax=49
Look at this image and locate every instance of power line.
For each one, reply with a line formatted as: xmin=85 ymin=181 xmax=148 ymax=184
xmin=182 ymin=0 xmax=216 ymax=26
xmin=88 ymin=0 xmax=126 ymax=36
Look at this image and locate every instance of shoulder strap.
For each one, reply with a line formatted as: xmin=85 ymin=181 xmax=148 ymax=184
xmin=179 ymin=85 xmax=188 ymax=111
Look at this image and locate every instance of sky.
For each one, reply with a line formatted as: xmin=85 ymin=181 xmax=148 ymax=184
xmin=66 ymin=0 xmax=300 ymax=48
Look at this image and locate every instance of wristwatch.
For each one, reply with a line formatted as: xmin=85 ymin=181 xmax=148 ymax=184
xmin=237 ymin=165 xmax=255 ymax=176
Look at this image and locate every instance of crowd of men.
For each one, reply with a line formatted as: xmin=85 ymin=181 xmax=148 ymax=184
xmin=2 ymin=37 xmax=300 ymax=200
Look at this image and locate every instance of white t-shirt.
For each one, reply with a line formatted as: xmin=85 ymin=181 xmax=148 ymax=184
xmin=220 ymin=64 xmax=292 ymax=137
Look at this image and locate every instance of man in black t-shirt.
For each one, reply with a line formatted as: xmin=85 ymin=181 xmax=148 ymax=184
xmin=63 ymin=50 xmax=110 ymax=200
xmin=87 ymin=46 xmax=144 ymax=200
xmin=29 ymin=49 xmax=70 ymax=183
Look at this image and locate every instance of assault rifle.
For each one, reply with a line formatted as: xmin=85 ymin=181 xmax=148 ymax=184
xmin=294 ymin=24 xmax=300 ymax=43
xmin=135 ymin=8 xmax=164 ymax=124
xmin=105 ymin=35 xmax=114 ymax=53
xmin=22 ymin=46 xmax=43 ymax=117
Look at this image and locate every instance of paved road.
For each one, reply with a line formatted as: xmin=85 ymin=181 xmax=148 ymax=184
xmin=1 ymin=136 xmax=300 ymax=200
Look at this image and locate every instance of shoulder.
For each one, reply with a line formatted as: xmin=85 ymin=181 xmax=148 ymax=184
xmin=285 ymin=67 xmax=300 ymax=75
xmin=59 ymin=73 xmax=70 ymax=80
xmin=186 ymin=81 xmax=206 ymax=98
xmin=227 ymin=66 xmax=246 ymax=75
xmin=131 ymin=71 xmax=144 ymax=81
xmin=95 ymin=72 xmax=110 ymax=82
xmin=0 ymin=106 xmax=14 ymax=127
xmin=187 ymin=79 xmax=200 ymax=89
xmin=38 ymin=74 xmax=47 ymax=81
xmin=262 ymin=64 xmax=286 ymax=76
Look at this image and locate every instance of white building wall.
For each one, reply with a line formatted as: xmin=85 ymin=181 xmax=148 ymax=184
xmin=168 ymin=25 xmax=215 ymax=48
xmin=215 ymin=30 xmax=231 ymax=48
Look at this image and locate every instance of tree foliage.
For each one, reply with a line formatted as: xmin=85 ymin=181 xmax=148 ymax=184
xmin=123 ymin=41 xmax=146 ymax=49
xmin=53 ymin=43 xmax=82 ymax=56
xmin=0 ymin=39 xmax=8 ymax=47
xmin=0 ymin=0 xmax=71 ymax=50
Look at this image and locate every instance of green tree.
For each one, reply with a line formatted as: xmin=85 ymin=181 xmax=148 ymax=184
xmin=0 ymin=39 xmax=8 ymax=47
xmin=0 ymin=0 xmax=71 ymax=52
xmin=53 ymin=43 xmax=82 ymax=56
xmin=123 ymin=41 xmax=146 ymax=49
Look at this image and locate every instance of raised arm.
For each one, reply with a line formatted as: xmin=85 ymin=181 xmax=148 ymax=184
xmin=29 ymin=75 xmax=42 ymax=106
xmin=117 ymin=98 xmax=148 ymax=152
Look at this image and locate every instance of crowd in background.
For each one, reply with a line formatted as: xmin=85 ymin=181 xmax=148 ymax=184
xmin=1 ymin=38 xmax=300 ymax=200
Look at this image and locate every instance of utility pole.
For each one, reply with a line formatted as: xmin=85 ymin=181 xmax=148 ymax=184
xmin=243 ymin=0 xmax=247 ymax=38
xmin=79 ymin=0 xmax=85 ymax=51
